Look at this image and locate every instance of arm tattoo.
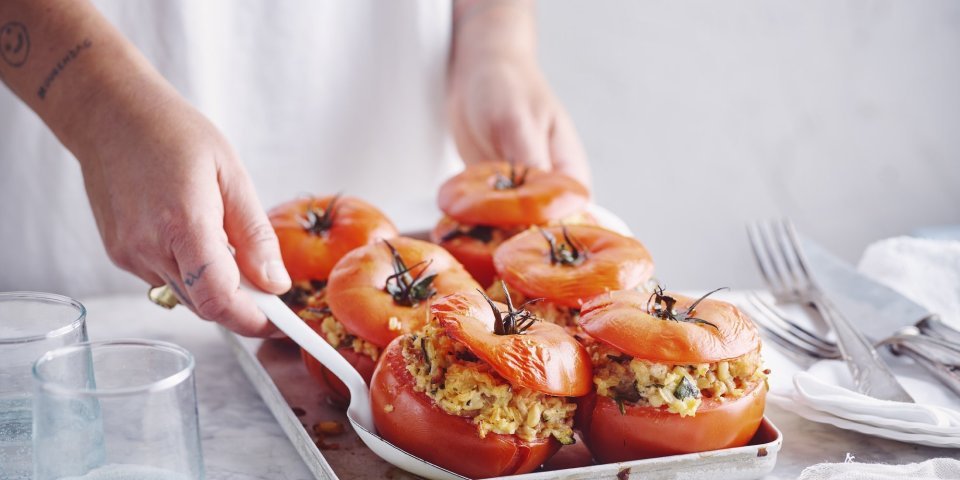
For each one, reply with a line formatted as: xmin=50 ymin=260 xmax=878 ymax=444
xmin=37 ymin=38 xmax=92 ymax=100
xmin=184 ymin=263 xmax=210 ymax=287
xmin=0 ymin=21 xmax=30 ymax=67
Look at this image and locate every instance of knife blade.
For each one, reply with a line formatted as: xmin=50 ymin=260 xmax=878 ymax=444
xmin=800 ymin=236 xmax=960 ymax=395
xmin=800 ymin=236 xmax=936 ymax=342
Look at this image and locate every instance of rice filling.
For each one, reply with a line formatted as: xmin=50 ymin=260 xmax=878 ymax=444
xmin=287 ymin=280 xmax=380 ymax=361
xmin=589 ymin=342 xmax=765 ymax=417
xmin=399 ymin=321 xmax=577 ymax=444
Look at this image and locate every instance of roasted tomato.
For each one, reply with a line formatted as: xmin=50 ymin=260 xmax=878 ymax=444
xmin=493 ymin=225 xmax=654 ymax=310
xmin=429 ymin=217 xmax=519 ymax=287
xmin=575 ymin=288 xmax=767 ymax=462
xmin=437 ymin=162 xmax=589 ymax=227
xmin=269 ymin=194 xmax=396 ymax=398
xmin=579 ymin=288 xmax=761 ymax=363
xmin=575 ymin=380 xmax=766 ymax=462
xmin=301 ymin=346 xmax=376 ymax=405
xmin=326 ymin=237 xmax=481 ymax=349
xmin=370 ymin=290 xmax=592 ymax=478
xmin=290 ymin=294 xmax=381 ymax=403
xmin=269 ymin=194 xmax=398 ymax=282
xmin=436 ymin=291 xmax=593 ymax=396
xmin=372 ymin=340 xmax=559 ymax=478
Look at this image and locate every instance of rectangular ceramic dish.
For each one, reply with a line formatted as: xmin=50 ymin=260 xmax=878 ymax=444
xmin=222 ymin=326 xmax=782 ymax=480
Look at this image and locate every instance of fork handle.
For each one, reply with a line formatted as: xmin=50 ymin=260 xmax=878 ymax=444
xmin=891 ymin=342 xmax=960 ymax=398
xmin=916 ymin=316 xmax=960 ymax=347
xmin=813 ymin=294 xmax=916 ymax=403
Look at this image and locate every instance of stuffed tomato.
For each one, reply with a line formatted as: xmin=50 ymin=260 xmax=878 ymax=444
xmin=575 ymin=288 xmax=767 ymax=462
xmin=371 ymin=289 xmax=592 ymax=478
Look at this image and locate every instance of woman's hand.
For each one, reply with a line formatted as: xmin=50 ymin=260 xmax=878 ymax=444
xmin=448 ymin=0 xmax=591 ymax=188
xmin=71 ymin=82 xmax=291 ymax=336
xmin=1 ymin=0 xmax=290 ymax=336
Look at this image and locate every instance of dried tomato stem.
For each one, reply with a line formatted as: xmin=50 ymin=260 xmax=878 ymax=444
xmin=493 ymin=159 xmax=529 ymax=190
xmin=301 ymin=193 xmax=343 ymax=235
xmin=383 ymin=240 xmax=438 ymax=307
xmin=647 ymin=285 xmax=725 ymax=330
xmin=539 ymin=226 xmax=588 ymax=266
xmin=480 ymin=282 xmax=542 ymax=336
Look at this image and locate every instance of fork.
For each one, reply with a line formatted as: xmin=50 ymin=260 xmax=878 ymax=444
xmin=745 ymin=291 xmax=960 ymax=396
xmin=747 ymin=219 xmax=915 ymax=402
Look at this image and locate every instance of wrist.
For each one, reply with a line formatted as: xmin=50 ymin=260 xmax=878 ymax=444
xmin=50 ymin=45 xmax=179 ymax=162
xmin=451 ymin=0 xmax=538 ymax=74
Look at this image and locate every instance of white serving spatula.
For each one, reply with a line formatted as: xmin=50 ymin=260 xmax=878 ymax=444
xmin=241 ymin=282 xmax=466 ymax=480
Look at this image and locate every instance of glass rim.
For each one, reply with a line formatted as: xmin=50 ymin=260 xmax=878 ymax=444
xmin=33 ymin=339 xmax=196 ymax=397
xmin=0 ymin=291 xmax=87 ymax=345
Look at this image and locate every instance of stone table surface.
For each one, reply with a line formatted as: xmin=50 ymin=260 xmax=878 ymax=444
xmin=83 ymin=295 xmax=952 ymax=479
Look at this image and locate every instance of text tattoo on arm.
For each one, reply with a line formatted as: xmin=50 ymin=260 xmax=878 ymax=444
xmin=37 ymin=38 xmax=92 ymax=99
xmin=1 ymin=21 xmax=30 ymax=67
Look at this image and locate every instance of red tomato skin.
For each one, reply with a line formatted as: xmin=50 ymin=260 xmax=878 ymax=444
xmin=301 ymin=347 xmax=376 ymax=406
xmin=370 ymin=338 xmax=561 ymax=478
xmin=438 ymin=162 xmax=589 ymax=227
xmin=270 ymin=195 xmax=398 ymax=282
xmin=430 ymin=218 xmax=500 ymax=288
xmin=433 ymin=291 xmax=593 ymax=397
xmin=580 ymin=290 xmax=762 ymax=365
xmin=576 ymin=380 xmax=766 ymax=463
xmin=326 ymin=237 xmax=480 ymax=349
xmin=494 ymin=225 xmax=654 ymax=309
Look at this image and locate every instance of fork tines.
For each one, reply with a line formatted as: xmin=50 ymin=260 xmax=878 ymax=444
xmin=746 ymin=219 xmax=820 ymax=303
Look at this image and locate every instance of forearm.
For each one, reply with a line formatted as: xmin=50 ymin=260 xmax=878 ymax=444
xmin=452 ymin=0 xmax=537 ymax=67
xmin=0 ymin=0 xmax=175 ymax=155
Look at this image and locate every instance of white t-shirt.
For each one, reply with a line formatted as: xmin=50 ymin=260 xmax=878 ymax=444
xmin=0 ymin=0 xmax=458 ymax=297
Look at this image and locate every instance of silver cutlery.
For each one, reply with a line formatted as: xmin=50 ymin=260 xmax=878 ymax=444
xmin=799 ymin=236 xmax=946 ymax=343
xmin=747 ymin=219 xmax=915 ymax=403
xmin=745 ymin=291 xmax=960 ymax=396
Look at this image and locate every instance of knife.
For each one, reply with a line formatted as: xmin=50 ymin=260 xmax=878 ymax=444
xmin=800 ymin=237 xmax=937 ymax=342
xmin=801 ymin=237 xmax=960 ymax=395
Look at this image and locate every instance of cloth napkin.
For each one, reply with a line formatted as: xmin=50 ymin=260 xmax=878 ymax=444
xmin=799 ymin=458 xmax=960 ymax=480
xmin=765 ymin=236 xmax=960 ymax=445
xmin=858 ymin=236 xmax=960 ymax=328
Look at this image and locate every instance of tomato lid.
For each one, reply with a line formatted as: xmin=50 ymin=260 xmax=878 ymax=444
xmin=432 ymin=291 xmax=592 ymax=396
xmin=579 ymin=289 xmax=761 ymax=363
xmin=438 ymin=162 xmax=589 ymax=227
xmin=269 ymin=195 xmax=397 ymax=282
xmin=326 ymin=237 xmax=479 ymax=348
xmin=493 ymin=225 xmax=654 ymax=309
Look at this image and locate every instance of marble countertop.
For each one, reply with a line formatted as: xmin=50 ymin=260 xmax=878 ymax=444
xmin=83 ymin=295 xmax=951 ymax=480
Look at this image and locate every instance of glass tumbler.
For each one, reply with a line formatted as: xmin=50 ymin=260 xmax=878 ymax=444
xmin=32 ymin=340 xmax=204 ymax=480
xmin=0 ymin=292 xmax=87 ymax=479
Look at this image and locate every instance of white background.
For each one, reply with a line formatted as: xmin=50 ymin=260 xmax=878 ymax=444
xmin=537 ymin=1 xmax=960 ymax=289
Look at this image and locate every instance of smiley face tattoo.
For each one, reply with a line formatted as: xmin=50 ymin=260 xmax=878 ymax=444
xmin=0 ymin=21 xmax=30 ymax=67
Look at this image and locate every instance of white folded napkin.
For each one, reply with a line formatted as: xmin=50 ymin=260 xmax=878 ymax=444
xmin=794 ymin=366 xmax=960 ymax=432
xmin=799 ymin=458 xmax=960 ymax=480
xmin=766 ymin=236 xmax=960 ymax=446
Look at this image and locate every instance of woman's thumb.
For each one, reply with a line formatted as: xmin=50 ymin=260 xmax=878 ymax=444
xmin=221 ymin=168 xmax=291 ymax=295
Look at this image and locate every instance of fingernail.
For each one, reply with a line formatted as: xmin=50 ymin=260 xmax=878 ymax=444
xmin=265 ymin=260 xmax=291 ymax=286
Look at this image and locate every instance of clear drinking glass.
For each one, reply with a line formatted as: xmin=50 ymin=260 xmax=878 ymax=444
xmin=0 ymin=292 xmax=88 ymax=479
xmin=32 ymin=340 xmax=204 ymax=480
